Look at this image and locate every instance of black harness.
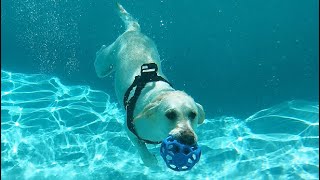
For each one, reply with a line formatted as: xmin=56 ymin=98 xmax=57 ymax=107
xmin=123 ymin=63 xmax=172 ymax=144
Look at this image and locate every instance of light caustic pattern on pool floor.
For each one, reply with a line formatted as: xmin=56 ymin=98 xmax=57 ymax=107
xmin=1 ymin=70 xmax=319 ymax=180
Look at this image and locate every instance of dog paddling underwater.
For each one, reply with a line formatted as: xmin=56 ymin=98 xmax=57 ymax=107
xmin=94 ymin=3 xmax=205 ymax=171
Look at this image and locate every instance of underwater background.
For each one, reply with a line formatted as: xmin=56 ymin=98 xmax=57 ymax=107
xmin=1 ymin=0 xmax=319 ymax=179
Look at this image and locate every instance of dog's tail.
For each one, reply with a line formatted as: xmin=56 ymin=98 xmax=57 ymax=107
xmin=117 ymin=3 xmax=140 ymax=32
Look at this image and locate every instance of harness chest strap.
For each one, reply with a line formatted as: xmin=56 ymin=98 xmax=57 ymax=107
xmin=123 ymin=63 xmax=172 ymax=144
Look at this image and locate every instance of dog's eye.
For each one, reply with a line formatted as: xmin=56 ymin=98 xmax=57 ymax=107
xmin=165 ymin=110 xmax=177 ymax=120
xmin=189 ymin=111 xmax=197 ymax=120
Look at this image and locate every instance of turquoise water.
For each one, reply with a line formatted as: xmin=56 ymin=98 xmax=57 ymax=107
xmin=1 ymin=70 xmax=319 ymax=179
xmin=1 ymin=0 xmax=319 ymax=179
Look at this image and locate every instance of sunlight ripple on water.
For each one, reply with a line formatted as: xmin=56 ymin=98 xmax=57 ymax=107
xmin=1 ymin=70 xmax=319 ymax=180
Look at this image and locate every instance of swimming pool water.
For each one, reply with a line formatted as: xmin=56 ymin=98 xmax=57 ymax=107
xmin=1 ymin=70 xmax=318 ymax=179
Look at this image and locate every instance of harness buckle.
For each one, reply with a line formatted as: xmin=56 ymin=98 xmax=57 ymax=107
xmin=141 ymin=63 xmax=158 ymax=75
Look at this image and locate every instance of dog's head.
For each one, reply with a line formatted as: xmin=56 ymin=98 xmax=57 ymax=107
xmin=134 ymin=90 xmax=205 ymax=145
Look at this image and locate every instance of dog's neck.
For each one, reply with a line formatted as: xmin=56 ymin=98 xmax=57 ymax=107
xmin=133 ymin=81 xmax=174 ymax=116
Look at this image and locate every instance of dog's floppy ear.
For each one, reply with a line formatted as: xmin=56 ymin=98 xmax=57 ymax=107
xmin=134 ymin=102 xmax=159 ymax=121
xmin=196 ymin=103 xmax=205 ymax=124
xmin=133 ymin=93 xmax=166 ymax=122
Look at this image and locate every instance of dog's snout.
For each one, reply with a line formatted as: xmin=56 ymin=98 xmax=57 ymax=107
xmin=177 ymin=130 xmax=196 ymax=145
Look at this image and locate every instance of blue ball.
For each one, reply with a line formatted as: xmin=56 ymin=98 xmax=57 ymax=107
xmin=160 ymin=135 xmax=201 ymax=171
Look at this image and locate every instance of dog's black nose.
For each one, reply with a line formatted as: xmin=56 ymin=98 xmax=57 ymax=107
xmin=178 ymin=131 xmax=196 ymax=145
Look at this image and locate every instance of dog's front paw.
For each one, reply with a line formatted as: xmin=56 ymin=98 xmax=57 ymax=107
xmin=142 ymin=153 xmax=158 ymax=167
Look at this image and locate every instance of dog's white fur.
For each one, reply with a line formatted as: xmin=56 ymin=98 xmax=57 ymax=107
xmin=94 ymin=3 xmax=205 ymax=167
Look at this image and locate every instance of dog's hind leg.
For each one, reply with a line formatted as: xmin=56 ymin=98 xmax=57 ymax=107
xmin=94 ymin=43 xmax=116 ymax=78
xmin=117 ymin=3 xmax=140 ymax=32
xmin=94 ymin=3 xmax=140 ymax=78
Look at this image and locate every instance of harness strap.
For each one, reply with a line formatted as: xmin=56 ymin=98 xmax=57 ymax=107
xmin=123 ymin=63 xmax=172 ymax=144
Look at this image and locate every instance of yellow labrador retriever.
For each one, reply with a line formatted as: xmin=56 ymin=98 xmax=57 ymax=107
xmin=94 ymin=3 xmax=205 ymax=167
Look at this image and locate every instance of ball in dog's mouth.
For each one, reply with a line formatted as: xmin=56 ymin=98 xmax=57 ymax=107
xmin=160 ymin=135 xmax=201 ymax=171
